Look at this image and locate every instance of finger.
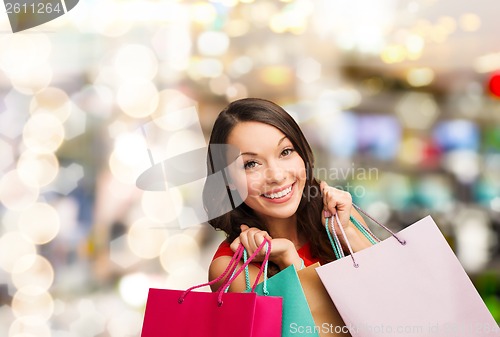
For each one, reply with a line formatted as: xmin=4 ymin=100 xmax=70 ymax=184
xmin=230 ymin=237 xmax=241 ymax=252
xmin=320 ymin=181 xmax=328 ymax=195
xmin=239 ymin=231 xmax=250 ymax=252
xmin=245 ymin=228 xmax=260 ymax=253
xmin=240 ymin=224 xmax=249 ymax=232
xmin=323 ymin=188 xmax=338 ymax=214
xmin=253 ymin=231 xmax=266 ymax=248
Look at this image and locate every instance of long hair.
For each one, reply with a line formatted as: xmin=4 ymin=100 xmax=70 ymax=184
xmin=202 ymin=98 xmax=336 ymax=269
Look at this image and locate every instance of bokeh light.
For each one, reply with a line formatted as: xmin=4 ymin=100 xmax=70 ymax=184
xmin=116 ymin=80 xmax=159 ymax=118
xmin=141 ymin=190 xmax=183 ymax=224
xmin=17 ymin=151 xmax=59 ymax=188
xmin=488 ymin=72 xmax=500 ymax=98
xmin=396 ymin=92 xmax=439 ymax=130
xmin=18 ymin=203 xmax=60 ymax=245
xmin=188 ymin=58 xmax=224 ymax=79
xmin=0 ymin=170 xmax=39 ymax=211
xmin=152 ymin=90 xmax=199 ymax=131
xmin=9 ymin=63 xmax=53 ymax=95
xmin=30 ymin=87 xmax=72 ymax=123
xmin=11 ymin=286 xmax=54 ymax=321
xmin=9 ymin=316 xmax=51 ymax=337
xmin=22 ymin=113 xmax=65 ymax=154
xmin=114 ymin=44 xmax=158 ymax=81
xmin=159 ymin=234 xmax=200 ymax=274
xmin=197 ymin=31 xmax=230 ymax=57
xmin=407 ymin=67 xmax=434 ymax=87
xmin=118 ymin=273 xmax=150 ymax=307
xmin=460 ymin=13 xmax=481 ymax=32
xmin=0 ymin=34 xmax=51 ymax=77
xmin=0 ymin=139 xmax=15 ymax=172
xmin=11 ymin=254 xmax=54 ymax=291
xmin=0 ymin=232 xmax=37 ymax=273
xmin=127 ymin=218 xmax=169 ymax=259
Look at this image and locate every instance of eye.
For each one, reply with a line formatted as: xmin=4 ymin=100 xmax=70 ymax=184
xmin=281 ymin=148 xmax=294 ymax=157
xmin=244 ymin=160 xmax=258 ymax=170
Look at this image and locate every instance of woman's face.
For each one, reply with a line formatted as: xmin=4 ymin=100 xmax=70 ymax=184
xmin=227 ymin=121 xmax=307 ymax=223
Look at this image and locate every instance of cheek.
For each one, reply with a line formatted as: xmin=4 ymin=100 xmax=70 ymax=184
xmin=226 ymin=159 xmax=250 ymax=198
xmin=245 ymin=173 xmax=264 ymax=196
xmin=291 ymin=157 xmax=307 ymax=181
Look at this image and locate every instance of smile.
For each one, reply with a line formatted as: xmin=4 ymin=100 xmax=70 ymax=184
xmin=262 ymin=184 xmax=293 ymax=200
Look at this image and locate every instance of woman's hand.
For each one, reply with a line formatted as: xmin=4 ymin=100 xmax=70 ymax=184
xmin=320 ymin=181 xmax=372 ymax=253
xmin=320 ymin=181 xmax=353 ymax=230
xmin=230 ymin=225 xmax=301 ymax=270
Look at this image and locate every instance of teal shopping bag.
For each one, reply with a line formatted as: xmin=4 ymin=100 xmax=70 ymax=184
xmin=244 ymin=261 xmax=319 ymax=337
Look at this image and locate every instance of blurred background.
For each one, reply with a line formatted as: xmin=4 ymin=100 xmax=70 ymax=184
xmin=1 ymin=0 xmax=500 ymax=336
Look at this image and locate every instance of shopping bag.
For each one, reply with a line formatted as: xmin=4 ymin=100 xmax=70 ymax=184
xmin=244 ymin=253 xmax=319 ymax=337
xmin=291 ymin=206 xmax=377 ymax=337
xmin=297 ymin=262 xmax=351 ymax=336
xmin=141 ymin=239 xmax=282 ymax=337
xmin=316 ymin=209 xmax=500 ymax=337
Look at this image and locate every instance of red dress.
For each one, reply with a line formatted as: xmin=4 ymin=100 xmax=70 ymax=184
xmin=212 ymin=240 xmax=322 ymax=267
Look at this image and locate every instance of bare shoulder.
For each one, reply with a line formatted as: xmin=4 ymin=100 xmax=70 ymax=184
xmin=208 ymin=256 xmax=231 ymax=292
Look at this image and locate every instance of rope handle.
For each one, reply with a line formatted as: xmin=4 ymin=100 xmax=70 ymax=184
xmin=352 ymin=203 xmax=406 ymax=245
xmin=220 ymin=239 xmax=271 ymax=292
xmin=327 ymin=203 xmax=406 ymax=268
xmin=241 ymin=245 xmax=272 ymax=295
xmin=217 ymin=239 xmax=271 ymax=305
xmin=226 ymin=244 xmax=270 ymax=295
xmin=332 ymin=213 xmax=359 ymax=268
xmin=325 ymin=216 xmax=344 ymax=260
xmin=178 ymin=239 xmax=271 ymax=306
xmin=178 ymin=243 xmax=245 ymax=303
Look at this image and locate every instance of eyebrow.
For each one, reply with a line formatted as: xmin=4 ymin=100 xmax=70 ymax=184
xmin=239 ymin=136 xmax=288 ymax=157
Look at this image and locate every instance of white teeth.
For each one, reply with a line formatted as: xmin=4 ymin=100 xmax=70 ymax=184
xmin=263 ymin=186 xmax=292 ymax=199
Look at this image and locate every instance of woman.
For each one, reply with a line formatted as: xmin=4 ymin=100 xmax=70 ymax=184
xmin=203 ymin=98 xmax=372 ymax=292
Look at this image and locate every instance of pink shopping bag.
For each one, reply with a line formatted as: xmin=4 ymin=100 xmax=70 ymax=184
xmin=316 ymin=210 xmax=500 ymax=337
xmin=141 ymin=239 xmax=282 ymax=337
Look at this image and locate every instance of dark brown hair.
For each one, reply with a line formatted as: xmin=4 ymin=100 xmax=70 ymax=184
xmin=202 ymin=98 xmax=336 ymax=269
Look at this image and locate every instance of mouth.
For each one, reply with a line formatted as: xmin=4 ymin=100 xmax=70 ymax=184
xmin=262 ymin=183 xmax=294 ymax=200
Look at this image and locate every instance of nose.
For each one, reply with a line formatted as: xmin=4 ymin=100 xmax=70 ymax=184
xmin=265 ymin=161 xmax=286 ymax=183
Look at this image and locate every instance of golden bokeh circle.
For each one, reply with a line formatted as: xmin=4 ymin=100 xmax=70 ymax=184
xmin=127 ymin=218 xmax=168 ymax=259
xmin=11 ymin=286 xmax=54 ymax=321
xmin=22 ymin=113 xmax=65 ymax=154
xmin=17 ymin=151 xmax=59 ymax=188
xmin=18 ymin=203 xmax=60 ymax=245
xmin=0 ymin=232 xmax=37 ymax=273
xmin=0 ymin=170 xmax=39 ymax=211
xmin=12 ymin=254 xmax=54 ymax=291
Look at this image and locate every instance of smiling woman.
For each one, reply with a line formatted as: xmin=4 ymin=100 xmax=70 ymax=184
xmin=202 ymin=98 xmax=373 ymax=293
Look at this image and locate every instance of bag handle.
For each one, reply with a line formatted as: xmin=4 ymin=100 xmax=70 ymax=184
xmin=327 ymin=203 xmax=406 ymax=268
xmin=217 ymin=239 xmax=271 ymax=305
xmin=240 ymin=248 xmax=270 ymax=295
xmin=178 ymin=243 xmax=245 ymax=303
xmin=178 ymin=239 xmax=271 ymax=306
xmin=352 ymin=203 xmax=406 ymax=245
